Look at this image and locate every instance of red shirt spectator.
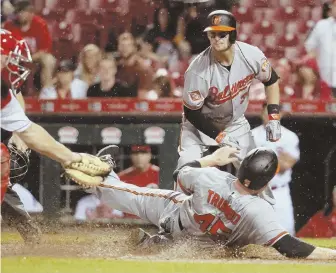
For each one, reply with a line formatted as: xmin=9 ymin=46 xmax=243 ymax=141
xmin=118 ymin=164 xmax=160 ymax=188
xmin=118 ymin=145 xmax=159 ymax=189
xmin=4 ymin=15 xmax=52 ymax=54
xmin=296 ymin=57 xmax=332 ymax=100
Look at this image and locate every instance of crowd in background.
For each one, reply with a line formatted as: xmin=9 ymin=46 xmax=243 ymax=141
xmin=1 ymin=0 xmax=336 ymax=237
xmin=1 ymin=0 xmax=335 ymax=100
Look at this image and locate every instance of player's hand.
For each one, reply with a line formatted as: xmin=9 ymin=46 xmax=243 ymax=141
xmin=266 ymin=120 xmax=281 ymax=142
xmin=215 ymin=131 xmax=240 ymax=149
xmin=210 ymin=146 xmax=240 ymax=166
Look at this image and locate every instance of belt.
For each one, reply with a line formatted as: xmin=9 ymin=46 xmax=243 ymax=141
xmin=271 ymin=184 xmax=288 ymax=190
xmin=178 ymin=215 xmax=184 ymax=231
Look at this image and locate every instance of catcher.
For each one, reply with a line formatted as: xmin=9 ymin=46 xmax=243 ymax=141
xmin=1 ymin=29 xmax=111 ymax=242
xmin=65 ymin=146 xmax=336 ymax=260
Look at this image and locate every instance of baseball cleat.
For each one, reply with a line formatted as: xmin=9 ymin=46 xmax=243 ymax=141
xmin=96 ymin=145 xmax=119 ymax=169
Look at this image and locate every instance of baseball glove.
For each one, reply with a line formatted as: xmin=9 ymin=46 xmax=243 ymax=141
xmin=63 ymin=153 xmax=112 ymax=187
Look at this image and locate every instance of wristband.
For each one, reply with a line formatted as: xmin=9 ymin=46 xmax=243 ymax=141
xmin=267 ymin=104 xmax=280 ymax=120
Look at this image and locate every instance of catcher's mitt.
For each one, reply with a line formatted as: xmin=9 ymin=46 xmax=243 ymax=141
xmin=64 ymin=153 xmax=112 ymax=187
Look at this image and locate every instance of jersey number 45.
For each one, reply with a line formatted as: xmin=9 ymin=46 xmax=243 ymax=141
xmin=194 ymin=213 xmax=233 ymax=235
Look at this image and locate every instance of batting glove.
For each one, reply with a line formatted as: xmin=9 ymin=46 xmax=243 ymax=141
xmin=266 ymin=118 xmax=281 ymax=142
xmin=215 ymin=131 xmax=240 ymax=149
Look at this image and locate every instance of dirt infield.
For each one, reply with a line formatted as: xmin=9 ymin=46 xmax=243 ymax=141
xmin=2 ymin=225 xmax=336 ymax=264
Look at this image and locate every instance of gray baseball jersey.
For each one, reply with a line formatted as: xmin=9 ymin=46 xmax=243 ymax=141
xmin=177 ymin=166 xmax=287 ymax=247
xmin=183 ymin=42 xmax=272 ymax=132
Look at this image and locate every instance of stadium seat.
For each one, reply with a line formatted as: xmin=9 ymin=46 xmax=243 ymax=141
xmin=40 ymin=8 xmax=65 ymax=24
xmin=297 ymin=20 xmax=315 ymax=34
xmin=232 ymin=7 xmax=254 ymax=23
xmin=263 ymin=47 xmax=285 ymax=59
xmin=53 ymin=22 xmax=74 ymax=40
xmin=294 ymin=0 xmax=319 ymax=7
xmin=277 ymin=33 xmax=300 ymax=48
xmin=264 ymin=34 xmax=277 ymax=48
xmin=78 ymin=23 xmax=102 ymax=47
xmin=99 ymin=0 xmax=119 ymax=11
xmin=275 ymin=6 xmax=299 ymax=21
xmin=53 ymin=39 xmax=77 ymax=60
xmin=238 ymin=33 xmax=252 ymax=44
xmin=67 ymin=10 xmax=104 ymax=25
xmin=238 ymin=0 xmax=253 ymax=8
xmin=254 ymin=21 xmax=274 ymax=35
xmin=253 ymin=0 xmax=270 ymax=8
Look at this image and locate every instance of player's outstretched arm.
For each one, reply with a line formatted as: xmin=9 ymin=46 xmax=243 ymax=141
xmin=306 ymin=246 xmax=336 ymax=260
xmin=272 ymin=234 xmax=336 ymax=260
xmin=16 ymin=122 xmax=81 ymax=166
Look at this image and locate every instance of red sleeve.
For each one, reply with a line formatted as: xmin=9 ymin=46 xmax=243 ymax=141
xmin=34 ymin=16 xmax=52 ymax=53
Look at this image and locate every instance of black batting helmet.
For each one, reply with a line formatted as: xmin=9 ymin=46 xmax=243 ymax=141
xmin=204 ymin=10 xmax=237 ymax=44
xmin=237 ymin=148 xmax=278 ymax=190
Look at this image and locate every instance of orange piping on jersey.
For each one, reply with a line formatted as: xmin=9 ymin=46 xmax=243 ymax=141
xmin=177 ymin=179 xmax=193 ymax=195
xmin=264 ymin=231 xmax=289 ymax=246
xmin=98 ymin=183 xmax=184 ymax=204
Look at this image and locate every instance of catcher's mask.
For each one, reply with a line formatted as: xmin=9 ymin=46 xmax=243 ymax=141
xmin=8 ymin=143 xmax=30 ymax=184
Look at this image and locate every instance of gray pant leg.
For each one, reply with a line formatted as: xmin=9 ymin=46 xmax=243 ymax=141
xmin=96 ymin=171 xmax=183 ymax=229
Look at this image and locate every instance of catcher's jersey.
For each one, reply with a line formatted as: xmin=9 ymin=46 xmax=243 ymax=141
xmin=177 ymin=166 xmax=287 ymax=247
xmin=1 ymin=87 xmax=32 ymax=141
xmin=183 ymin=42 xmax=272 ymax=132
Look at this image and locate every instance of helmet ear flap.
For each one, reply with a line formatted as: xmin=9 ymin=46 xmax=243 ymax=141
xmin=229 ymin=30 xmax=237 ymax=44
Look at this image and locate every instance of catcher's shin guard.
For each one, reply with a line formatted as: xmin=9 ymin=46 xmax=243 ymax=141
xmin=1 ymin=143 xmax=10 ymax=202
xmin=1 ymin=187 xmax=42 ymax=243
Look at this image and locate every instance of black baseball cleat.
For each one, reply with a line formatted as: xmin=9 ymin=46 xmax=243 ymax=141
xmin=96 ymin=145 xmax=119 ymax=169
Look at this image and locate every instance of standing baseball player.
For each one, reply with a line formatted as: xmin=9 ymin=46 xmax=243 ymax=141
xmin=178 ymin=10 xmax=281 ymax=170
xmin=83 ymin=146 xmax=336 ymax=260
xmin=0 ymin=29 xmax=96 ymax=242
xmin=252 ymin=103 xmax=300 ymax=235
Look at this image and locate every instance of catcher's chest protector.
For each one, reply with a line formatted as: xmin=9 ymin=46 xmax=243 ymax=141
xmin=1 ymin=143 xmax=10 ymax=202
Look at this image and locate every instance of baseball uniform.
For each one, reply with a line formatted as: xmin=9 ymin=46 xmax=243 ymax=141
xmin=179 ymin=42 xmax=273 ymax=169
xmin=95 ymin=166 xmax=287 ymax=247
xmin=252 ymin=125 xmax=300 ymax=235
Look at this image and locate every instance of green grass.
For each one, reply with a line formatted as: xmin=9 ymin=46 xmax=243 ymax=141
xmin=2 ymin=232 xmax=336 ymax=273
xmin=1 ymin=257 xmax=336 ymax=273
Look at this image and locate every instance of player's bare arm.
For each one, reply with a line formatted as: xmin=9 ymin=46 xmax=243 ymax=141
xmin=272 ymin=234 xmax=336 ymax=260
xmin=277 ymin=151 xmax=298 ymax=173
xmin=16 ymin=123 xmax=81 ymax=166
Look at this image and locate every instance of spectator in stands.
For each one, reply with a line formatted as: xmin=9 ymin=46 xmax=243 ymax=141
xmin=39 ymin=60 xmax=87 ymax=99
xmin=146 ymin=7 xmax=177 ymax=63
xmin=297 ymin=186 xmax=336 ymax=238
xmin=249 ymin=59 xmax=294 ymax=100
xmin=4 ymin=0 xmax=56 ymax=89
xmin=116 ymin=32 xmax=153 ymax=99
xmin=296 ymin=58 xmax=331 ymax=100
xmin=74 ymin=44 xmax=102 ymax=93
xmin=87 ymin=56 xmax=133 ymax=97
xmin=138 ymin=34 xmax=167 ymax=71
xmin=169 ymin=40 xmax=192 ymax=89
xmin=305 ymin=0 xmax=336 ymax=97
xmin=175 ymin=4 xmax=209 ymax=55
xmin=147 ymin=68 xmax=179 ymax=100
xmin=1 ymin=0 xmax=15 ymax=26
xmin=118 ymin=145 xmax=159 ymax=189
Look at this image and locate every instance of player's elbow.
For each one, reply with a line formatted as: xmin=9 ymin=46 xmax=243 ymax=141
xmin=271 ymin=235 xmax=315 ymax=259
